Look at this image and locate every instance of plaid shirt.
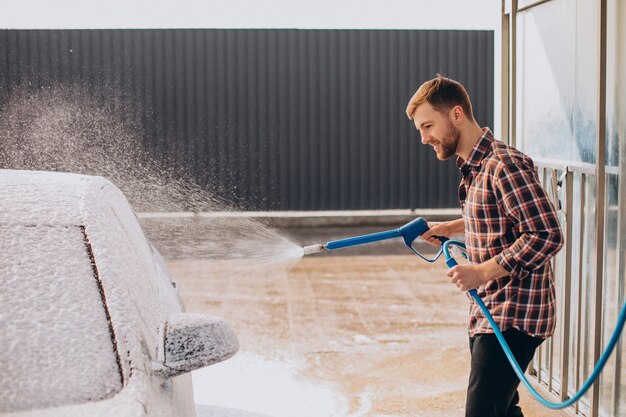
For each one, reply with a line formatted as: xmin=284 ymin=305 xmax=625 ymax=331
xmin=457 ymin=128 xmax=564 ymax=338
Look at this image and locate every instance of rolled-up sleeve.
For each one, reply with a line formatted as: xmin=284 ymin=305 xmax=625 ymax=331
xmin=492 ymin=161 xmax=564 ymax=279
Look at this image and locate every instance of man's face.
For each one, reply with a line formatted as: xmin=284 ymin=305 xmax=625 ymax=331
xmin=412 ymin=102 xmax=460 ymax=160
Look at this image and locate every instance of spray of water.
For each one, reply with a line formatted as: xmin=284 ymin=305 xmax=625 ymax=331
xmin=0 ymin=84 xmax=304 ymax=271
xmin=0 ymin=85 xmax=218 ymax=211
xmin=142 ymin=216 xmax=304 ymax=276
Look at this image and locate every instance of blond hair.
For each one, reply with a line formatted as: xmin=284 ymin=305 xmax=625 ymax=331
xmin=405 ymin=75 xmax=474 ymax=121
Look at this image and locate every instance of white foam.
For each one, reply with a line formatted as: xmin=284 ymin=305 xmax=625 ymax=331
xmin=192 ymin=351 xmax=348 ymax=417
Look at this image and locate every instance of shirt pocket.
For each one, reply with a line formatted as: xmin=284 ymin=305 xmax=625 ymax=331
xmin=465 ymin=175 xmax=500 ymax=231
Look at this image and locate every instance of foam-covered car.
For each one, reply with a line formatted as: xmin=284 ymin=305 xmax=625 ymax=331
xmin=0 ymin=170 xmax=239 ymax=417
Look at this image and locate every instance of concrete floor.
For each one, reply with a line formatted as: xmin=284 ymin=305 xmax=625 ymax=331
xmin=166 ymin=253 xmax=575 ymax=417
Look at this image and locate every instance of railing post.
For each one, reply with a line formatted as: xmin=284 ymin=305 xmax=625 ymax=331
xmin=575 ymin=173 xmax=587 ymax=415
xmin=501 ymin=0 xmax=510 ymax=144
xmin=510 ymin=0 xmax=517 ymax=148
xmin=560 ymin=169 xmax=573 ymax=402
xmin=590 ymin=0 xmax=607 ymax=415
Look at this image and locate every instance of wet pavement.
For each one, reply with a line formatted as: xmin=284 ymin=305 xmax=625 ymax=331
xmin=144 ymin=219 xmax=573 ymax=417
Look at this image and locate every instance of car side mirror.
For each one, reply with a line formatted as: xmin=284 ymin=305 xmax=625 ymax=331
xmin=153 ymin=313 xmax=239 ymax=379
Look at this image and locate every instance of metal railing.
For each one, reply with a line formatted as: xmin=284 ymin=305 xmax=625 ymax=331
xmin=530 ymin=158 xmax=622 ymax=417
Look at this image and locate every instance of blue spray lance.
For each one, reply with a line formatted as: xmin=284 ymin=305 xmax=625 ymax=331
xmin=303 ymin=217 xmax=626 ymax=410
xmin=302 ymin=217 xmax=447 ymax=262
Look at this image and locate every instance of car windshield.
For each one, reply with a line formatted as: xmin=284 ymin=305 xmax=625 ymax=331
xmin=0 ymin=225 xmax=122 ymax=412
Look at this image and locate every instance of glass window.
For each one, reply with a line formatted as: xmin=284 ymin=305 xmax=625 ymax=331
xmin=606 ymin=0 xmax=625 ymax=168
xmin=0 ymin=225 xmax=122 ymax=412
xmin=516 ymin=0 xmax=599 ymax=163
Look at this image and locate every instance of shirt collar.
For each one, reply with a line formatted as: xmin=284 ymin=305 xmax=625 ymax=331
xmin=456 ymin=127 xmax=494 ymax=170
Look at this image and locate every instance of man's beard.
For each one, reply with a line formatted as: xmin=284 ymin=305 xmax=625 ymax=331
xmin=435 ymin=121 xmax=460 ymax=160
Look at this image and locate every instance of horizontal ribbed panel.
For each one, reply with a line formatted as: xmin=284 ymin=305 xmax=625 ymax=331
xmin=0 ymin=29 xmax=494 ymax=210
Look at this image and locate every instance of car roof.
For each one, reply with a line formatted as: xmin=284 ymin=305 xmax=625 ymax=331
xmin=0 ymin=169 xmax=112 ymax=226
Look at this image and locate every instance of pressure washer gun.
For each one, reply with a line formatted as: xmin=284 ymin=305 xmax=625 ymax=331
xmin=302 ymin=217 xmax=452 ymax=263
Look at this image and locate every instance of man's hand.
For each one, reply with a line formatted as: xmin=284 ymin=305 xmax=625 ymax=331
xmin=421 ymin=218 xmax=465 ymax=247
xmin=446 ymin=264 xmax=489 ymax=291
xmin=446 ymin=259 xmax=509 ymax=292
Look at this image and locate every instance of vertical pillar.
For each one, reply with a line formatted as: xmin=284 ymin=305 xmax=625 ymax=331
xmin=590 ymin=0 xmax=608 ymax=415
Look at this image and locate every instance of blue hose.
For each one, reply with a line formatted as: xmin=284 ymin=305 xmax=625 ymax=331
xmin=442 ymin=239 xmax=626 ymax=409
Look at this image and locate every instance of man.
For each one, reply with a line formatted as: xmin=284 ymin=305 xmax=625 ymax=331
xmin=405 ymin=75 xmax=563 ymax=417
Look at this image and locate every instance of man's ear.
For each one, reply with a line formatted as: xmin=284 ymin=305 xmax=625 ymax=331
xmin=450 ymin=105 xmax=464 ymax=123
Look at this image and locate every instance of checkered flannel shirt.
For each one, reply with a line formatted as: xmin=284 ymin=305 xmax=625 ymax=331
xmin=457 ymin=128 xmax=564 ymax=339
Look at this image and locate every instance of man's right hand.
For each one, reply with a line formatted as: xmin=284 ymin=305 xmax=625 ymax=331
xmin=420 ymin=218 xmax=465 ymax=247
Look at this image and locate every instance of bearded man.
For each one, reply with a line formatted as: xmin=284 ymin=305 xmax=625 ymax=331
xmin=406 ymin=75 xmax=564 ymax=417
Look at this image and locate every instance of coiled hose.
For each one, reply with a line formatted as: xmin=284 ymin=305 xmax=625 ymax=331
xmin=442 ymin=239 xmax=626 ymax=409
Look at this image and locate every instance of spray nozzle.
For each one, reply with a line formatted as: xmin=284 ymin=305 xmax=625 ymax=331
xmin=303 ymin=244 xmax=326 ymax=255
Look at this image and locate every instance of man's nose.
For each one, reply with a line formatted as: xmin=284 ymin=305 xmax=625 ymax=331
xmin=420 ymin=134 xmax=429 ymax=145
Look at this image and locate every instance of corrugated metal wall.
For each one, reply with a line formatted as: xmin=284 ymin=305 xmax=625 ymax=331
xmin=0 ymin=29 xmax=494 ymax=210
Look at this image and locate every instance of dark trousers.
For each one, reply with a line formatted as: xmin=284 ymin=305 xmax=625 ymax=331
xmin=465 ymin=328 xmax=544 ymax=417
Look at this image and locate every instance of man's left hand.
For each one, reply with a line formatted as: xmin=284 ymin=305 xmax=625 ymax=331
xmin=446 ymin=264 xmax=490 ymax=291
xmin=446 ymin=258 xmax=509 ymax=291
